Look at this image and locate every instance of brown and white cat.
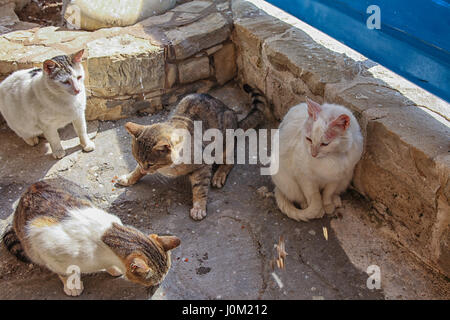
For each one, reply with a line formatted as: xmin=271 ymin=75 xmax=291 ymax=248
xmin=2 ymin=179 xmax=180 ymax=297
xmin=117 ymin=85 xmax=268 ymax=221
xmin=0 ymin=49 xmax=94 ymax=159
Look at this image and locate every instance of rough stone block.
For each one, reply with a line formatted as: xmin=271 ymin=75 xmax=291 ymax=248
xmin=165 ymin=12 xmax=231 ymax=60
xmin=213 ymin=42 xmax=236 ymax=85
xmin=86 ymin=34 xmax=165 ymax=97
xmin=178 ymin=56 xmax=211 ymax=84
xmin=166 ymin=63 xmax=178 ymax=88
xmin=354 ymin=106 xmax=450 ymax=275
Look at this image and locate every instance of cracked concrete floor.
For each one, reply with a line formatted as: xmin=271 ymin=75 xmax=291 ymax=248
xmin=0 ymin=84 xmax=449 ymax=300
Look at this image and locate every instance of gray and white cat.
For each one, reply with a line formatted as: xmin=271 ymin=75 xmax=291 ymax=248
xmin=0 ymin=49 xmax=95 ymax=159
xmin=271 ymin=98 xmax=363 ymax=222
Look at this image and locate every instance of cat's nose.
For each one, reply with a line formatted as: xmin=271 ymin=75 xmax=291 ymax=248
xmin=311 ymin=148 xmax=318 ymax=157
xmin=74 ymin=88 xmax=80 ymax=94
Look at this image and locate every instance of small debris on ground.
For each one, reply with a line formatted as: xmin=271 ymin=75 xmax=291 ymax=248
xmin=323 ymin=227 xmax=328 ymax=241
xmin=270 ymin=235 xmax=287 ymax=270
xmin=271 ymin=272 xmax=284 ymax=289
xmin=257 ymin=186 xmax=274 ymax=198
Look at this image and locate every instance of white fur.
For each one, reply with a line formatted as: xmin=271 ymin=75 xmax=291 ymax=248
xmin=0 ymin=62 xmax=94 ymax=158
xmin=26 ymin=207 xmax=126 ymax=275
xmin=271 ymin=102 xmax=363 ymax=221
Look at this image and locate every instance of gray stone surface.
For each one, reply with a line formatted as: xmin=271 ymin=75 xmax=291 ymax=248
xmin=0 ymin=84 xmax=448 ymax=300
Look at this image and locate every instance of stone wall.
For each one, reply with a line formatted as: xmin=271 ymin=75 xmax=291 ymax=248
xmin=231 ymin=0 xmax=450 ymax=277
xmin=0 ymin=0 xmax=236 ymax=121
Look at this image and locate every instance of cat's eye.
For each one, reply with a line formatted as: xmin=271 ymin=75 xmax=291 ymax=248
xmin=63 ymin=80 xmax=70 ymax=85
xmin=306 ymin=137 xmax=312 ymax=143
xmin=77 ymin=76 xmax=82 ymax=80
xmin=321 ymin=142 xmax=329 ymax=147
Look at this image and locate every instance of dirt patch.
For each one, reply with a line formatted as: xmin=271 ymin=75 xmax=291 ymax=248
xmin=17 ymin=0 xmax=62 ymax=26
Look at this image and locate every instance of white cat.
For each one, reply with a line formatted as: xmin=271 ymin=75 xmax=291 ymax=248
xmin=271 ymin=98 xmax=363 ymax=221
xmin=0 ymin=49 xmax=95 ymax=159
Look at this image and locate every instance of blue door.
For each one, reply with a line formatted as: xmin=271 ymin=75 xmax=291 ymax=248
xmin=266 ymin=0 xmax=450 ymax=103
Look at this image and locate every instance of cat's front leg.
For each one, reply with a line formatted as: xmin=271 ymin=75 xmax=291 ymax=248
xmin=43 ymin=127 xmax=65 ymax=159
xmin=296 ymin=181 xmax=324 ymax=221
xmin=73 ymin=116 xmax=95 ymax=152
xmin=212 ymin=164 xmax=233 ymax=188
xmin=322 ymin=182 xmax=339 ymax=214
xmin=59 ymin=274 xmax=84 ymax=297
xmin=189 ymin=165 xmax=212 ymax=221
xmin=117 ymin=165 xmax=145 ymax=186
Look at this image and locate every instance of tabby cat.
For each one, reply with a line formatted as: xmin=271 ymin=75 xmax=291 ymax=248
xmin=3 ymin=180 xmax=180 ymax=296
xmin=0 ymin=49 xmax=94 ymax=159
xmin=117 ymin=85 xmax=268 ymax=221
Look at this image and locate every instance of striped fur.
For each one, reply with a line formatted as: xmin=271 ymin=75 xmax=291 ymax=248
xmin=240 ymin=84 xmax=269 ymax=131
xmin=117 ymin=85 xmax=269 ymax=221
xmin=4 ymin=179 xmax=180 ymax=296
xmin=2 ymin=227 xmax=29 ymax=263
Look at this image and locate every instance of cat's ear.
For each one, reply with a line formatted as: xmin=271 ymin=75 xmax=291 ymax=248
xmin=130 ymin=257 xmax=151 ymax=274
xmin=43 ymin=60 xmax=57 ymax=75
xmin=306 ymin=98 xmax=321 ymax=121
xmin=125 ymin=122 xmax=144 ymax=137
xmin=72 ymin=49 xmax=84 ymax=64
xmin=154 ymin=141 xmax=171 ymax=153
xmin=150 ymin=234 xmax=181 ymax=251
xmin=326 ymin=114 xmax=351 ymax=139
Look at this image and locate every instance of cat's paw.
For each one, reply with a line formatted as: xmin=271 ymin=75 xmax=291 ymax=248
xmin=190 ymin=203 xmax=207 ymax=221
xmin=52 ymin=149 xmax=66 ymax=159
xmin=212 ymin=170 xmax=227 ymax=188
xmin=106 ymin=266 xmax=123 ymax=277
xmin=24 ymin=137 xmax=39 ymax=146
xmin=324 ymin=203 xmax=336 ymax=215
xmin=291 ymin=207 xmax=325 ymax=222
xmin=116 ymin=174 xmax=133 ymax=187
xmin=333 ymin=195 xmax=342 ymax=208
xmin=63 ymin=280 xmax=84 ymax=297
xmin=82 ymin=140 xmax=95 ymax=152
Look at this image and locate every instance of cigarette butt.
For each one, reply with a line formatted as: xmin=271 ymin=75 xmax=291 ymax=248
xmin=271 ymin=272 xmax=284 ymax=289
xmin=323 ymin=227 xmax=328 ymax=241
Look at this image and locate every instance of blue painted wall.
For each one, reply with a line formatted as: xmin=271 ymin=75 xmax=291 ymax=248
xmin=265 ymin=0 xmax=450 ymax=103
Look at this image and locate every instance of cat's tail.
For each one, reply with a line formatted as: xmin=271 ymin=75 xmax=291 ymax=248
xmin=238 ymin=84 xmax=270 ymax=131
xmin=2 ymin=226 xmax=29 ymax=263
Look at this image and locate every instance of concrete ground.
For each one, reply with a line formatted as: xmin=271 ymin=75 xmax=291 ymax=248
xmin=0 ymin=84 xmax=449 ymax=300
